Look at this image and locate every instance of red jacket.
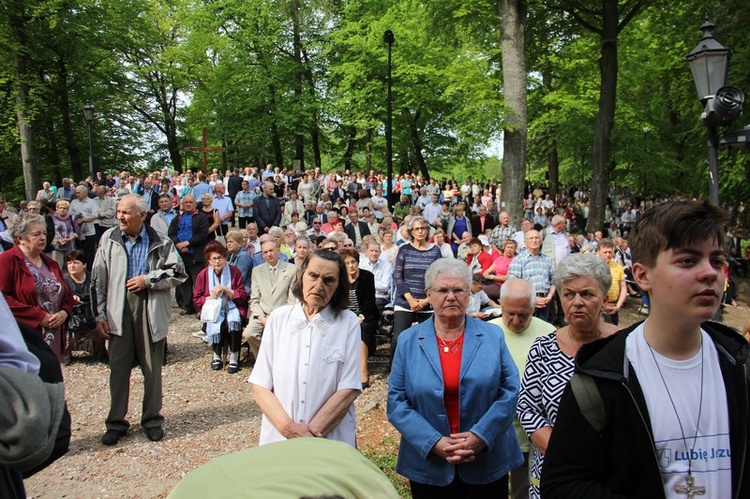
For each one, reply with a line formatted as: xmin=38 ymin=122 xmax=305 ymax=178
xmin=0 ymin=244 xmax=74 ymax=329
xmin=193 ymin=264 xmax=249 ymax=319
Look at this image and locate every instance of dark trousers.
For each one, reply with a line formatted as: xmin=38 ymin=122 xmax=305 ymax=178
xmin=603 ymin=309 xmax=620 ymax=326
xmin=410 ymin=473 xmax=508 ymax=499
xmin=210 ymin=320 xmax=242 ymax=356
xmin=106 ymin=290 xmax=164 ymax=432
xmin=510 ymin=452 xmax=530 ymax=499
xmin=533 ymin=295 xmax=553 ymax=323
xmin=77 ymin=235 xmax=96 ymax=268
xmin=390 ymin=310 xmax=432 ymax=367
xmin=238 ymin=216 xmax=254 ymax=229
xmin=176 ymin=253 xmax=203 ymax=313
xmin=94 ymin=224 xmax=110 ymax=249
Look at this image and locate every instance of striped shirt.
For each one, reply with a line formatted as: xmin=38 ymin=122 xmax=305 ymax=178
xmin=394 ymin=244 xmax=441 ymax=308
xmin=507 ymin=251 xmax=554 ymax=295
xmin=123 ymin=226 xmax=150 ymax=281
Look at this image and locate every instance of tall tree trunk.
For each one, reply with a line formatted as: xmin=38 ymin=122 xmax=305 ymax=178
xmin=9 ymin=1 xmax=39 ymax=200
xmin=57 ymin=56 xmax=84 ymax=181
xmin=343 ymin=126 xmax=356 ymax=171
xmin=267 ymin=83 xmax=284 ymax=168
xmin=45 ymin=113 xmax=62 ymax=189
xmin=365 ymin=129 xmax=372 ymax=171
xmin=548 ymin=141 xmax=560 ymax=198
xmin=499 ymin=0 xmax=527 ymax=226
xmin=586 ymin=1 xmax=618 ymax=233
xmin=292 ymin=0 xmax=304 ymax=165
xmin=543 ymin=69 xmax=559 ymax=198
xmin=301 ymin=49 xmax=321 ymax=169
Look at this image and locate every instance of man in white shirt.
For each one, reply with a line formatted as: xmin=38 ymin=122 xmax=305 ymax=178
xmin=422 ymin=193 xmax=442 ymax=229
xmin=359 ymin=240 xmax=392 ymax=311
xmin=69 ymin=185 xmax=98 ymax=266
xmin=211 ymin=182 xmax=234 ymax=236
xmin=92 ymin=185 xmax=117 ymax=247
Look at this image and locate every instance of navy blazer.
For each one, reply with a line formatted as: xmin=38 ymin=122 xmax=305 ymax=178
xmin=387 ymin=316 xmax=522 ymax=486
xmin=254 ymin=195 xmax=281 ymax=233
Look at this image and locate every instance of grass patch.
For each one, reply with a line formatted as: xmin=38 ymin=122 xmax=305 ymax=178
xmin=361 ymin=436 xmax=410 ymax=497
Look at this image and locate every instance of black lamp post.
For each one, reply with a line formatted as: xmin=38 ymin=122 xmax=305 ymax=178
xmin=686 ymin=21 xmax=744 ymax=206
xmin=83 ymin=103 xmax=95 ymax=180
xmin=182 ymin=138 xmax=189 ymax=172
xmin=384 ymin=29 xmax=394 ymax=211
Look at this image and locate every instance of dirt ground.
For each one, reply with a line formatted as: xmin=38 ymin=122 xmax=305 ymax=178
xmin=23 ymin=284 xmax=750 ymax=498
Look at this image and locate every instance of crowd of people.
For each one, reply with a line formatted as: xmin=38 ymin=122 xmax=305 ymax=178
xmin=1 ymin=165 xmax=750 ymax=498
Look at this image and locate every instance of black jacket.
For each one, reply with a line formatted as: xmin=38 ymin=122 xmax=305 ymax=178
xmin=168 ymin=210 xmax=210 ymax=263
xmin=541 ymin=321 xmax=750 ymax=499
xmin=254 ymin=195 xmax=281 ymax=233
xmin=344 ymin=221 xmax=371 ymax=244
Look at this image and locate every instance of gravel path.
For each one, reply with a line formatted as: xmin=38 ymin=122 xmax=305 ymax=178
xmin=25 ymin=305 xmax=391 ymax=498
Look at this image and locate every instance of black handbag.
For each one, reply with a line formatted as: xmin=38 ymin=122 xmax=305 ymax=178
xmin=68 ymin=299 xmax=96 ymax=332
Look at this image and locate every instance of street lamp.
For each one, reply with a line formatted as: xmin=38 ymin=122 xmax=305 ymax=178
xmin=384 ymin=29 xmax=394 ymax=211
xmin=182 ymin=138 xmax=189 ymax=172
xmin=686 ymin=21 xmax=744 ymax=206
xmin=83 ymin=103 xmax=95 ymax=180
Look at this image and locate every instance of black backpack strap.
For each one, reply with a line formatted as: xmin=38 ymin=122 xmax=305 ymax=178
xmin=570 ymin=373 xmax=608 ymax=434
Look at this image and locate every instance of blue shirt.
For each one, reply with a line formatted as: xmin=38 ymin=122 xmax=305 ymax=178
xmin=191 ymin=182 xmax=212 ymax=200
xmin=123 ymin=225 xmax=150 ymax=281
xmin=235 ymin=190 xmax=257 ymax=218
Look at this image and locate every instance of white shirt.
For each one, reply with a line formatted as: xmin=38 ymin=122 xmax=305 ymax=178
xmin=359 ymin=254 xmax=392 ymax=295
xmin=69 ymin=197 xmax=97 ymax=237
xmin=92 ymin=195 xmax=117 ymax=228
xmin=248 ymin=304 xmax=361 ymax=447
xmin=626 ymin=324 xmax=731 ymax=499
xmin=423 ymin=202 xmax=442 ymax=225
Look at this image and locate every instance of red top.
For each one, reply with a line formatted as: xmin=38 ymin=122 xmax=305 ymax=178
xmin=0 ymin=244 xmax=74 ymax=330
xmin=438 ymin=334 xmax=464 ymax=434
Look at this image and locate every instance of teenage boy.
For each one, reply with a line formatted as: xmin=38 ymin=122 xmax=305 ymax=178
xmin=541 ymin=201 xmax=750 ymax=498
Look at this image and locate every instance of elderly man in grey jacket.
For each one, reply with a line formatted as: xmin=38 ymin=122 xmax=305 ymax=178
xmin=92 ymin=194 xmax=186 ymax=446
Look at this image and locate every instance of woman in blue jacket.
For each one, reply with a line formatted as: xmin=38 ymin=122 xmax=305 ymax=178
xmin=388 ymin=259 xmax=522 ymax=497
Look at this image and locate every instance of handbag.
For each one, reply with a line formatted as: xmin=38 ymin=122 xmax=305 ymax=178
xmin=68 ymin=299 xmax=96 ymax=332
xmin=200 ymin=298 xmax=222 ymax=323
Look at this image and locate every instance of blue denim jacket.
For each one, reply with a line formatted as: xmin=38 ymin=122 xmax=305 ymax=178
xmin=387 ymin=316 xmax=523 ymax=486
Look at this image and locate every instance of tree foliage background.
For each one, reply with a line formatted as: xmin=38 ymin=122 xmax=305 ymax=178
xmin=1 ymin=0 xmax=749 ymax=216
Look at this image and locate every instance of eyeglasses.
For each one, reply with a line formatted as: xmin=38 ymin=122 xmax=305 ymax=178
xmin=430 ymin=287 xmax=468 ymax=298
xmin=208 ymin=256 xmax=226 ymax=262
xmin=313 ymin=221 xmax=321 ymax=224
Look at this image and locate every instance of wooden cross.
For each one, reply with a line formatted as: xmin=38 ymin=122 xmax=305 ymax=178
xmin=184 ymin=127 xmax=226 ymax=172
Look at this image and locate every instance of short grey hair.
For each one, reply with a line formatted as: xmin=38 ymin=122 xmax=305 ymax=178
xmin=268 ymin=226 xmax=284 ymax=237
xmin=553 ymin=253 xmax=612 ymax=296
xmin=329 ymin=232 xmax=346 ymax=243
xmin=130 ymin=195 xmax=149 ymax=214
xmin=8 ymin=213 xmax=46 ymax=242
xmin=406 ymin=215 xmax=428 ymax=232
xmin=424 ymin=259 xmax=471 ymax=291
xmin=500 ymin=278 xmax=536 ymax=308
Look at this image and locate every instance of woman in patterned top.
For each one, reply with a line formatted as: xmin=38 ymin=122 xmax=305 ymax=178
xmin=390 ymin=216 xmax=441 ymax=365
xmin=517 ymin=253 xmax=619 ymax=498
xmin=0 ymin=214 xmax=74 ymax=364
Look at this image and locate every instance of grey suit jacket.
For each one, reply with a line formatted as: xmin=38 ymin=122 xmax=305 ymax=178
xmin=249 ymin=260 xmax=297 ymax=318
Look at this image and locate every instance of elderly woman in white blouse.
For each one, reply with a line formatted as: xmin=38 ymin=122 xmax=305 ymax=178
xmin=249 ymin=250 xmax=361 ymax=446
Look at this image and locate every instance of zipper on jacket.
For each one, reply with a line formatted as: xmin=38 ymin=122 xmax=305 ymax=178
xmin=621 ymin=380 xmax=667 ymax=499
xmin=737 ymin=362 xmax=748 ymax=499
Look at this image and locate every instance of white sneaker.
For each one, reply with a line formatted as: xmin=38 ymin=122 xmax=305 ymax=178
xmin=192 ymin=330 xmax=207 ymax=339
